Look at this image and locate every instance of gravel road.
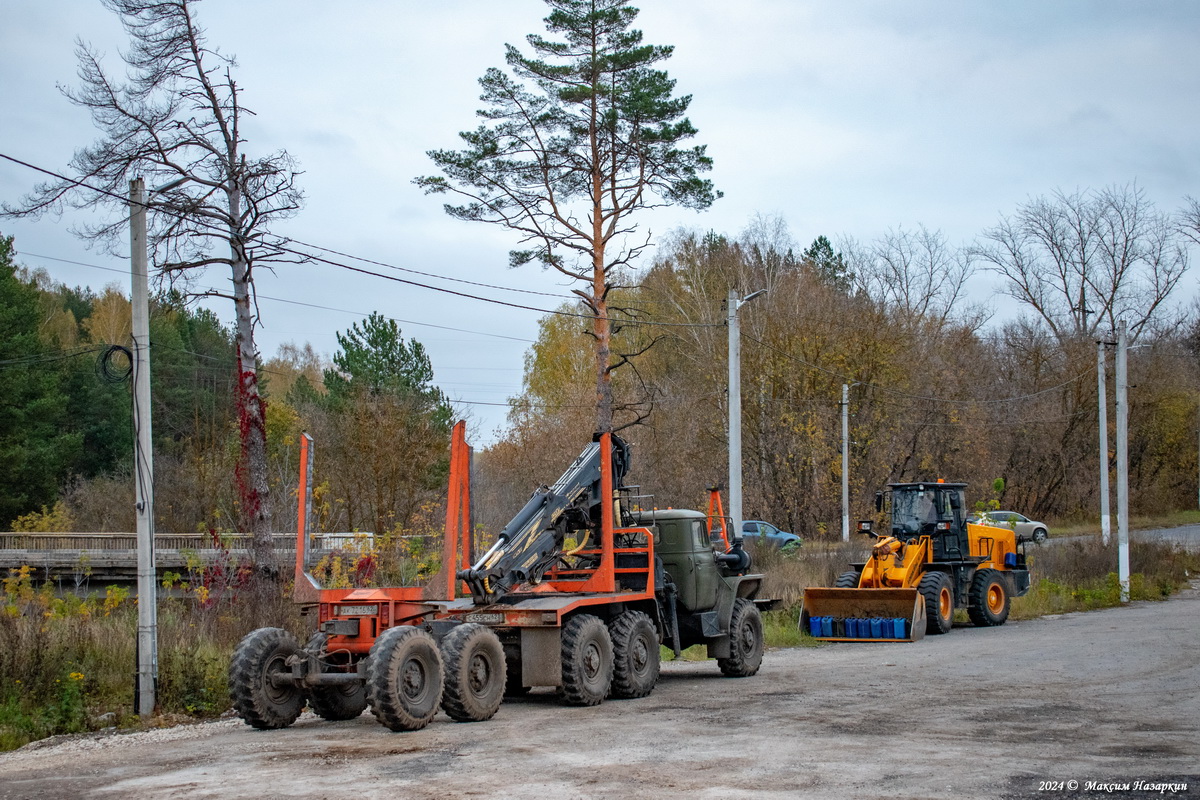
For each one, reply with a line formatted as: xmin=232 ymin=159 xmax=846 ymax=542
xmin=2 ymin=583 xmax=1198 ymax=800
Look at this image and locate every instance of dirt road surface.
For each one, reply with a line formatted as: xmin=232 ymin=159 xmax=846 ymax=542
xmin=3 ymin=583 xmax=1198 ymax=800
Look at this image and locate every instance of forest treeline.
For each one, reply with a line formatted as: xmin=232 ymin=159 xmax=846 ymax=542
xmin=478 ymin=208 xmax=1200 ymax=537
xmin=2 ymin=194 xmax=1198 ymax=541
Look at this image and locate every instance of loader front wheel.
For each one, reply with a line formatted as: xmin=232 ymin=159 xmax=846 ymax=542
xmin=560 ymin=614 xmax=613 ymax=706
xmin=229 ymin=627 xmax=305 ymax=729
xmin=718 ymin=598 xmax=764 ymax=677
xmin=609 ymin=611 xmax=660 ymax=699
xmin=440 ymin=623 xmax=506 ymax=722
xmin=968 ymin=568 xmax=1011 ymax=627
xmin=834 ymin=570 xmax=861 ymax=589
xmin=366 ymin=626 xmax=443 ymax=731
xmin=919 ymin=571 xmax=955 ymax=635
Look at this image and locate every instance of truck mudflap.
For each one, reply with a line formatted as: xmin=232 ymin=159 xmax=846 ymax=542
xmin=799 ymin=588 xmax=927 ymax=642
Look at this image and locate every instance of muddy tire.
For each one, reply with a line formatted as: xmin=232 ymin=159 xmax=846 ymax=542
xmin=229 ymin=627 xmax=304 ymax=730
xmin=834 ymin=570 xmax=861 ymax=589
xmin=718 ymin=598 xmax=764 ymax=677
xmin=968 ymin=568 xmax=1011 ymax=627
xmin=919 ymin=571 xmax=955 ymax=635
xmin=308 ymin=682 xmax=368 ymax=721
xmin=609 ymin=611 xmax=660 ymax=699
xmin=440 ymin=623 xmax=506 ymax=722
xmin=366 ymin=626 xmax=443 ymax=731
xmin=560 ymin=614 xmax=613 ymax=706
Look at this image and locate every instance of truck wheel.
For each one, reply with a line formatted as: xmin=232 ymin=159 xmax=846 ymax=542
xmin=366 ymin=626 xmax=443 ymax=731
xmin=718 ymin=598 xmax=764 ymax=677
xmin=609 ymin=611 xmax=660 ymax=699
xmin=919 ymin=571 xmax=954 ymax=635
xmin=834 ymin=570 xmax=860 ymax=588
xmin=229 ymin=627 xmax=304 ymax=729
xmin=968 ymin=568 xmax=1011 ymax=627
xmin=440 ymin=623 xmax=506 ymax=722
xmin=302 ymin=632 xmax=367 ymax=721
xmin=560 ymin=614 xmax=613 ymax=706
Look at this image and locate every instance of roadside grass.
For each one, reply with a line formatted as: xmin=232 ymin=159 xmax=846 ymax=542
xmin=1046 ymin=509 xmax=1200 ymax=539
xmin=0 ymin=565 xmax=302 ymax=752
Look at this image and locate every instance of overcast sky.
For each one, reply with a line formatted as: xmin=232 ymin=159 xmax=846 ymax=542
xmin=3 ymin=1 xmax=1199 ymax=442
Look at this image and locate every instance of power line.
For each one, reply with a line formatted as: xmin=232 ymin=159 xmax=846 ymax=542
xmin=15 ymin=250 xmax=538 ymax=344
xmin=1 ymin=152 xmax=723 ymax=330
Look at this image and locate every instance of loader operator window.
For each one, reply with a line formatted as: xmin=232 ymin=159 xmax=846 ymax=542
xmin=892 ymin=489 xmax=948 ymax=535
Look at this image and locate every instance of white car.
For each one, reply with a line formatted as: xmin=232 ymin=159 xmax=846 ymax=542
xmin=975 ymin=511 xmax=1048 ymax=543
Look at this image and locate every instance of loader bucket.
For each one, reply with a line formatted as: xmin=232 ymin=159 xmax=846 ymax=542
xmin=799 ymin=588 xmax=927 ymax=642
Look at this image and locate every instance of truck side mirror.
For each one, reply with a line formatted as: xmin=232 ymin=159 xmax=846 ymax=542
xmin=874 ymin=491 xmax=883 ymax=513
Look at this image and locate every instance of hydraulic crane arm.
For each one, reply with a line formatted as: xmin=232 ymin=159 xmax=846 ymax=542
xmin=457 ymin=434 xmax=630 ymax=605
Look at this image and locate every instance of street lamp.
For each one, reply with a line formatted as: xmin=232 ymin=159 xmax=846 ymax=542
xmin=727 ymin=288 xmax=765 ymax=547
xmin=129 ymin=175 xmax=186 ymax=717
xmin=841 ymin=382 xmax=860 ymax=542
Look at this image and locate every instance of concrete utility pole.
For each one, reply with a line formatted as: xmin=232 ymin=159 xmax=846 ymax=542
xmin=130 ymin=175 xmax=186 ymax=717
xmin=841 ymin=383 xmax=851 ymax=542
xmin=1097 ymin=340 xmax=1111 ymax=546
xmin=130 ymin=178 xmax=157 ymax=717
xmin=727 ymin=288 xmax=765 ymax=543
xmin=1115 ymin=320 xmax=1130 ymax=603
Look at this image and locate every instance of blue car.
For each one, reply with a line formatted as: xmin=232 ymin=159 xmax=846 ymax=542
xmin=740 ymin=520 xmax=802 ymax=551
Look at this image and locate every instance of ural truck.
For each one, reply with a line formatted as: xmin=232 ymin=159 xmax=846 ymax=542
xmin=800 ymin=481 xmax=1031 ymax=642
xmin=230 ymin=422 xmax=774 ymax=731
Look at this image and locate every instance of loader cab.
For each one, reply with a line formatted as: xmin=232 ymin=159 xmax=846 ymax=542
xmin=885 ymin=482 xmax=969 ymax=561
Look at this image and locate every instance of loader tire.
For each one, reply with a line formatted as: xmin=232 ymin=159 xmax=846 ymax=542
xmin=560 ymin=614 xmax=613 ymax=706
xmin=968 ymin=568 xmax=1011 ymax=627
xmin=834 ymin=570 xmax=861 ymax=589
xmin=609 ymin=611 xmax=660 ymax=699
xmin=919 ymin=571 xmax=955 ymax=635
xmin=366 ymin=626 xmax=443 ymax=731
xmin=440 ymin=623 xmax=506 ymax=722
xmin=229 ymin=627 xmax=304 ymax=729
xmin=718 ymin=598 xmax=764 ymax=677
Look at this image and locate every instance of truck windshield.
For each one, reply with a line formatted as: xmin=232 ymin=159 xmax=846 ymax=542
xmin=891 ymin=489 xmax=946 ymax=535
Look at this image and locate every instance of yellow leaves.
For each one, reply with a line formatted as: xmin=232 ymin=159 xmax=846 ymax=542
xmin=82 ymin=286 xmax=131 ymax=345
xmin=10 ymin=502 xmax=74 ymax=533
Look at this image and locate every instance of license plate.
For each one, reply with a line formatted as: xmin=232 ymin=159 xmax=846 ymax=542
xmin=463 ymin=612 xmax=505 ymax=624
xmin=337 ymin=604 xmax=377 ymax=616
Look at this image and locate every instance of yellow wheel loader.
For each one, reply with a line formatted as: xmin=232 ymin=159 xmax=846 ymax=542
xmin=801 ymin=481 xmax=1031 ymax=642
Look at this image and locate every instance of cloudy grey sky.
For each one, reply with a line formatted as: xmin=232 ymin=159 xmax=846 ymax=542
xmin=2 ymin=1 xmax=1198 ymax=441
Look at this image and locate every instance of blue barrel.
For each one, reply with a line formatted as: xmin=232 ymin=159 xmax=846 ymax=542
xmin=892 ymin=618 xmax=906 ymax=638
xmin=870 ymin=618 xmax=883 ymax=638
xmin=808 ymin=615 xmax=822 ymax=636
xmin=846 ymin=618 xmax=858 ymax=638
xmin=821 ymin=616 xmax=834 ymax=638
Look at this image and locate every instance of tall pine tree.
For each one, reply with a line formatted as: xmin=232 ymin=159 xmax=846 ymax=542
xmin=418 ymin=0 xmax=718 ymax=433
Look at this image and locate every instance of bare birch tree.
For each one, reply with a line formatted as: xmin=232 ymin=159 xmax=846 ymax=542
xmin=976 ymin=185 xmax=1188 ymax=342
xmin=2 ymin=0 xmax=302 ymax=569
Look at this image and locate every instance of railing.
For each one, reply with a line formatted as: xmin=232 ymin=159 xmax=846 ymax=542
xmin=0 ymin=533 xmax=367 ymax=551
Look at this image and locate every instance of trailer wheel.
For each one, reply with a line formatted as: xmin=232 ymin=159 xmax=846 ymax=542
xmin=609 ymin=611 xmax=660 ymax=699
xmin=919 ymin=571 xmax=954 ymax=635
xmin=308 ymin=682 xmax=368 ymax=721
xmin=718 ymin=598 xmax=764 ymax=677
xmin=229 ymin=627 xmax=304 ymax=729
xmin=440 ymin=623 xmax=506 ymax=722
xmin=834 ymin=570 xmax=861 ymax=589
xmin=968 ymin=568 xmax=1011 ymax=627
xmin=366 ymin=626 xmax=443 ymax=731
xmin=560 ymin=614 xmax=613 ymax=706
